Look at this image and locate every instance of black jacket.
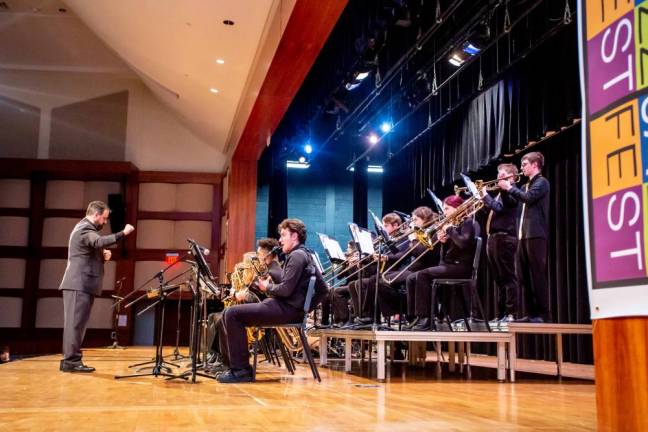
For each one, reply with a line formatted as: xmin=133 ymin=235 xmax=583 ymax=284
xmin=483 ymin=190 xmax=519 ymax=236
xmin=507 ymin=174 xmax=550 ymax=240
xmin=267 ymin=244 xmax=327 ymax=311
xmin=442 ymin=219 xmax=478 ymax=267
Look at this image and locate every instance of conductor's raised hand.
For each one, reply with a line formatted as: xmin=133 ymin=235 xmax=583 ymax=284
xmin=123 ymin=224 xmax=135 ymax=236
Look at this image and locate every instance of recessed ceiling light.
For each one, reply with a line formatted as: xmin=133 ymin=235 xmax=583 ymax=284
xmin=223 ymin=19 xmax=235 ymax=26
xmin=58 ymin=7 xmax=67 ymax=13
xmin=216 ymin=59 xmax=225 ymax=64
xmin=210 ymin=88 xmax=219 ymax=94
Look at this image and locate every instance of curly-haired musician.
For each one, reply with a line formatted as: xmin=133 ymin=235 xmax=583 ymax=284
xmin=406 ymin=196 xmax=479 ymax=331
xmin=217 ymin=219 xmax=325 ymax=383
xmin=481 ymin=163 xmax=520 ymax=324
xmin=206 ymin=238 xmax=282 ymax=372
xmin=498 ymin=151 xmax=551 ymax=323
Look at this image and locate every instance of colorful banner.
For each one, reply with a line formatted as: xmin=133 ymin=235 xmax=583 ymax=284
xmin=579 ymin=0 xmax=648 ymax=318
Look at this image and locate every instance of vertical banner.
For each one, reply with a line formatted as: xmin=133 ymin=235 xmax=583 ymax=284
xmin=579 ymin=0 xmax=648 ymax=318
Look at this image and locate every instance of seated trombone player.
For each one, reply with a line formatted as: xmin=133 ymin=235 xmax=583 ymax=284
xmin=347 ymin=212 xmax=406 ymax=324
xmin=375 ymin=207 xmax=440 ymax=326
xmin=407 ymin=195 xmax=479 ymax=331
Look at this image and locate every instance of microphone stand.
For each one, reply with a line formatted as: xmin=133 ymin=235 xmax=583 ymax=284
xmin=371 ymin=236 xmax=393 ymax=332
xmin=107 ymin=278 xmax=126 ymax=349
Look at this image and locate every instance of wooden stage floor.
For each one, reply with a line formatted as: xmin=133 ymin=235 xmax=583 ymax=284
xmin=0 ymin=347 xmax=596 ymax=431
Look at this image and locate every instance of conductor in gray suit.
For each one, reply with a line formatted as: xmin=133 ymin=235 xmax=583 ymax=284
xmin=59 ymin=201 xmax=135 ymax=373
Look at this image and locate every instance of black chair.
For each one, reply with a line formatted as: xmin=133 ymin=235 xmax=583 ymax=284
xmin=252 ymin=275 xmax=322 ymax=382
xmin=430 ymin=237 xmax=490 ymax=332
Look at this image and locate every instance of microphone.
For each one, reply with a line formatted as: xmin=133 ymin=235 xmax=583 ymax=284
xmin=187 ymin=238 xmax=210 ymax=256
xmin=269 ymin=245 xmax=282 ymax=256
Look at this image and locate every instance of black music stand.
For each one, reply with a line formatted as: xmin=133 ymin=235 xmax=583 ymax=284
xmin=114 ymin=280 xmax=186 ymax=380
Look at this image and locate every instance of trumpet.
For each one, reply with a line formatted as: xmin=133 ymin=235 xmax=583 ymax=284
xmin=454 ymin=174 xmax=521 ymax=196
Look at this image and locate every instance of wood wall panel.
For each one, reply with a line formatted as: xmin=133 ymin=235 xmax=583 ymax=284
xmin=225 ymin=158 xmax=258 ymax=272
xmin=594 ymin=317 xmax=648 ymax=432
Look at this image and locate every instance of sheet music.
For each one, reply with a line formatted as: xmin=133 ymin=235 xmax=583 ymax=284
xmin=318 ymin=233 xmax=346 ymax=261
xmin=460 ymin=173 xmax=480 ymax=198
xmin=310 ymin=253 xmax=324 ymax=273
xmin=349 ymin=223 xmax=374 ymax=255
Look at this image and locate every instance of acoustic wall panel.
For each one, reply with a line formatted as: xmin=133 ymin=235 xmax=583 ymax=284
xmin=83 ymin=181 xmax=121 ymax=207
xmin=45 ymin=180 xmax=85 ymax=209
xmin=35 ymin=297 xmax=112 ymax=329
xmin=138 ymin=183 xmax=176 ymax=212
xmin=0 ymin=217 xmax=29 ymax=246
xmin=136 ymin=220 xmax=175 ymax=249
xmin=0 ymin=258 xmax=26 ymax=289
xmin=38 ymin=259 xmax=67 ymax=289
xmin=176 ymin=184 xmax=213 ymax=212
xmin=174 ymin=221 xmax=211 ymax=249
xmin=0 ymin=297 xmax=22 ymax=327
xmin=0 ymin=179 xmax=30 ymax=208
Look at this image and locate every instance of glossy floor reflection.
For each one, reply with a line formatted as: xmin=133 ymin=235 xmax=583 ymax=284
xmin=0 ymin=347 xmax=596 ymax=431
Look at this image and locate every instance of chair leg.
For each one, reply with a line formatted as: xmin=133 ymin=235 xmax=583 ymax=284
xmin=252 ymin=329 xmax=260 ymax=381
xmin=457 ymin=283 xmax=472 ymax=332
xmin=298 ymin=329 xmax=321 ymax=382
xmin=471 ymin=282 xmax=491 ymax=332
xmin=275 ymin=330 xmax=295 ymax=375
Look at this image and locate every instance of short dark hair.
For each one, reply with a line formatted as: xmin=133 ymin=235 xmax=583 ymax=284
xmin=86 ymin=201 xmax=109 ymax=216
xmin=257 ymin=237 xmax=280 ymax=255
xmin=412 ymin=206 xmax=434 ymax=222
xmin=382 ymin=213 xmax=402 ymax=225
xmin=522 ymin=151 xmax=544 ymax=170
xmin=278 ymin=218 xmax=307 ymax=243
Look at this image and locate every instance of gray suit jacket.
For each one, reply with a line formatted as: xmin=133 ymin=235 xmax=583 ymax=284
xmin=59 ymin=218 xmax=124 ymax=297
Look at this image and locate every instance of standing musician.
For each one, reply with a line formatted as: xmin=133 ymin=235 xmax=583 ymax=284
xmin=206 ymin=238 xmax=282 ymax=371
xmin=217 ymin=219 xmax=326 ymax=383
xmin=406 ymin=196 xmax=478 ymax=331
xmin=376 ymin=207 xmax=439 ymax=325
xmin=498 ymin=151 xmax=551 ymax=323
xmin=348 ymin=212 xmax=404 ymax=324
xmin=481 ymin=163 xmax=520 ymax=324
xmin=59 ymin=201 xmax=135 ymax=373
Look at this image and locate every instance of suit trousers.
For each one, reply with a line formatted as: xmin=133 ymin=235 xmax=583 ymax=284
xmin=61 ymin=289 xmax=95 ymax=366
xmin=517 ymin=238 xmax=550 ymax=320
xmin=222 ymin=298 xmax=303 ymax=370
xmin=486 ymin=233 xmax=519 ymax=317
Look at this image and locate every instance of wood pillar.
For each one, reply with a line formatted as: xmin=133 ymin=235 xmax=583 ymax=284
xmin=225 ymin=157 xmax=258 ymax=272
xmin=593 ymin=317 xmax=648 ymax=431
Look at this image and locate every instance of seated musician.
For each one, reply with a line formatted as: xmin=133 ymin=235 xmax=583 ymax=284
xmin=348 ymin=212 xmax=405 ymax=325
xmin=376 ymin=207 xmax=439 ymax=326
xmin=217 ymin=218 xmax=326 ymax=383
xmin=406 ymin=195 xmax=478 ymax=331
xmin=206 ymin=238 xmax=281 ymax=371
xmin=322 ymin=241 xmax=357 ymax=326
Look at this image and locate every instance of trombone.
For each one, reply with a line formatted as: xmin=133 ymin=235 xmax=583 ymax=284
xmin=454 ymin=174 xmax=521 ymax=196
xmin=381 ymin=195 xmax=484 ymax=285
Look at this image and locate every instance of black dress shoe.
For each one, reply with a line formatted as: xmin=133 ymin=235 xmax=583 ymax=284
xmin=216 ymin=367 xmax=254 ymax=383
xmin=404 ymin=316 xmax=420 ymax=330
xmin=412 ymin=317 xmax=431 ymax=331
xmin=60 ymin=364 xmax=95 ymax=373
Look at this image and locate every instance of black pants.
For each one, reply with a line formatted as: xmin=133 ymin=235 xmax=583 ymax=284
xmin=487 ymin=233 xmax=519 ymax=317
xmin=206 ymin=311 xmax=223 ymax=355
xmin=407 ymin=264 xmax=470 ymax=318
xmin=348 ymin=277 xmax=372 ymax=319
xmin=61 ymin=290 xmax=95 ymax=367
xmin=517 ymin=238 xmax=550 ymax=320
xmin=321 ymin=286 xmax=351 ymax=324
xmin=377 ymin=269 xmax=415 ymax=318
xmin=221 ymin=298 xmax=303 ymax=370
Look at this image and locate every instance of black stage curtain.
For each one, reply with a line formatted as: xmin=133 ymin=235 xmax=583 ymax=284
xmin=383 ymin=24 xmax=592 ymax=364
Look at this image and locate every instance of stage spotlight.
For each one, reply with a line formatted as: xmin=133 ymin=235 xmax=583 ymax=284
xmin=304 ymin=143 xmax=313 ymax=154
xmin=345 ymin=81 xmax=361 ymax=91
xmin=463 ymin=41 xmax=481 ymax=56
xmin=287 ymin=160 xmax=310 ymax=169
xmin=380 ymin=122 xmax=392 ymax=133
xmin=368 ymin=134 xmax=379 ymax=145
xmin=298 ymin=156 xmax=307 ymax=163
xmin=355 ymin=71 xmax=370 ymax=81
xmin=448 ymin=52 xmax=466 ymax=67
